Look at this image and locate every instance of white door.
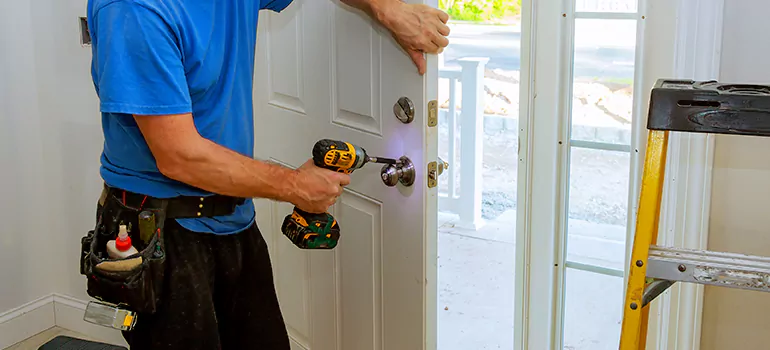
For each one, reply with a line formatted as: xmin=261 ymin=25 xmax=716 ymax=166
xmin=252 ymin=1 xmax=439 ymax=350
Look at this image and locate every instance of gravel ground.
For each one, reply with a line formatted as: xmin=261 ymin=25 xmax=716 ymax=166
xmin=439 ymin=123 xmax=631 ymax=226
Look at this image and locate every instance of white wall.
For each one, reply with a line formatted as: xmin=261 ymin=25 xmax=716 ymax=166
xmin=30 ymin=0 xmax=105 ymax=302
xmin=0 ymin=0 xmax=57 ymax=314
xmin=0 ymin=0 xmax=102 ymax=315
xmin=701 ymin=0 xmax=770 ymax=349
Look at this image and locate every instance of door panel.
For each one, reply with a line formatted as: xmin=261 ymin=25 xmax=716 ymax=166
xmin=332 ymin=8 xmax=382 ymax=135
xmin=337 ymin=191 xmax=383 ymax=350
xmin=253 ymin=1 xmax=438 ymax=349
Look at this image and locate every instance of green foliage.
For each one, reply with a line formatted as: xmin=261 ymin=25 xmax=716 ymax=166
xmin=440 ymin=0 xmax=522 ymax=22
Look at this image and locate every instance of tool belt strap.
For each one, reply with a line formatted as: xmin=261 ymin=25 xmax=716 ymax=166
xmin=102 ymin=184 xmax=246 ymax=219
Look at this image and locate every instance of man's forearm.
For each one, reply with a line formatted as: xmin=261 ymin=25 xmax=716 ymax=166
xmin=158 ymin=136 xmax=299 ymax=201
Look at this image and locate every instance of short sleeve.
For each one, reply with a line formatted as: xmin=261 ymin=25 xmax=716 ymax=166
xmin=260 ymin=0 xmax=294 ymax=12
xmin=91 ymin=2 xmax=192 ymax=115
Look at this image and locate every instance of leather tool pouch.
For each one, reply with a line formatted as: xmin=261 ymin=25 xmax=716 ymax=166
xmin=80 ymin=190 xmax=168 ymax=315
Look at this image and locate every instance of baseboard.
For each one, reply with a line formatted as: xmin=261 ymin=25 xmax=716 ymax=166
xmin=0 ymin=294 xmax=127 ymax=348
xmin=0 ymin=295 xmax=56 ymax=349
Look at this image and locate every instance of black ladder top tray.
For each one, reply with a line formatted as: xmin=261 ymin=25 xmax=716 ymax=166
xmin=648 ymin=79 xmax=770 ymax=137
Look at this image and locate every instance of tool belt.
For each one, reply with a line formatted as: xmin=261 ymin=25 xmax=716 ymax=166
xmin=80 ymin=185 xmax=246 ymax=315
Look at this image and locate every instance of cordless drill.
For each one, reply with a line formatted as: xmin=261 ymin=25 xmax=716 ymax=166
xmin=281 ymin=139 xmax=395 ymax=249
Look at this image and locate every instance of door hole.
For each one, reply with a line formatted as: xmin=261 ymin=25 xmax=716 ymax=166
xmin=79 ymin=17 xmax=91 ymax=46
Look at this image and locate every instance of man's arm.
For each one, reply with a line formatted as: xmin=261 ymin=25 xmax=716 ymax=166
xmin=340 ymin=0 xmax=451 ymax=75
xmin=134 ymin=113 xmax=349 ymax=213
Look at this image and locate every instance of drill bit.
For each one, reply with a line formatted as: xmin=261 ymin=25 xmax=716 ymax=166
xmin=366 ymin=156 xmax=398 ymax=165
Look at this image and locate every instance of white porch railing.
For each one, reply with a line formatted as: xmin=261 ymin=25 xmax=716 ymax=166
xmin=438 ymin=57 xmax=489 ymax=230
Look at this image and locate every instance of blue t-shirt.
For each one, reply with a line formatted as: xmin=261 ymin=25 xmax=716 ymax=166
xmin=87 ymin=0 xmax=293 ymax=234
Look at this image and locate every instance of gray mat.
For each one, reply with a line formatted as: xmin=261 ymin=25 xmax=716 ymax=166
xmin=37 ymin=336 xmax=127 ymax=350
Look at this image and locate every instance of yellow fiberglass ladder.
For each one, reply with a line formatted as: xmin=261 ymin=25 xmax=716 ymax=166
xmin=619 ymin=79 xmax=770 ymax=349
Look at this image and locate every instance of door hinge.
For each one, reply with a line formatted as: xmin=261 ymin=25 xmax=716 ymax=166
xmin=428 ymin=100 xmax=438 ymax=127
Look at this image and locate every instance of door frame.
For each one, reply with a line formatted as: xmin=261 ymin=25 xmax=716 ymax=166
xmin=513 ymin=0 xmax=723 ymax=349
xmin=424 ymin=3 xmax=440 ymax=350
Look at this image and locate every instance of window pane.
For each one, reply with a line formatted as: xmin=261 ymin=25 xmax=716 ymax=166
xmin=575 ymin=0 xmax=638 ymax=13
xmin=572 ymin=18 xmax=636 ymax=145
xmin=566 ymin=147 xmax=630 ymax=272
xmin=562 ymin=268 xmax=624 ymax=349
xmin=564 ymin=16 xmax=635 ymax=348
xmin=567 ymin=18 xmax=635 ymax=270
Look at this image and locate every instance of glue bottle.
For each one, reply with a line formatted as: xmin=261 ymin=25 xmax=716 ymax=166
xmin=106 ymin=224 xmax=139 ymax=259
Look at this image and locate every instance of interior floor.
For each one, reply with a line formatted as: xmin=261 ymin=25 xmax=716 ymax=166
xmin=4 ymin=327 xmax=97 ymax=350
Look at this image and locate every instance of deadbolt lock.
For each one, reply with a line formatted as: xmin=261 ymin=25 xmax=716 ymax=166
xmin=393 ymin=97 xmax=415 ymax=124
xmin=427 ymin=157 xmax=449 ymax=188
xmin=437 ymin=157 xmax=449 ymax=176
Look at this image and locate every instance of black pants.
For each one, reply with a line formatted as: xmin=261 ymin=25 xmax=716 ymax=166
xmin=120 ymin=219 xmax=291 ymax=350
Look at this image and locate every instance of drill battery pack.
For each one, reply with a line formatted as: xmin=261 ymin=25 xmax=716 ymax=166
xmin=281 ymin=208 xmax=341 ymax=249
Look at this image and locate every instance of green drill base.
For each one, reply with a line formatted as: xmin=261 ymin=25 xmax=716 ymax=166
xmin=281 ymin=209 xmax=341 ymax=249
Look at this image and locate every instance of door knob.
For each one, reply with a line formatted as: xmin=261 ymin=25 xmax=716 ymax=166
xmin=380 ymin=156 xmax=415 ymax=187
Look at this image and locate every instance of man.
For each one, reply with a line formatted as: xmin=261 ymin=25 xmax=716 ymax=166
xmin=85 ymin=0 xmax=449 ymax=348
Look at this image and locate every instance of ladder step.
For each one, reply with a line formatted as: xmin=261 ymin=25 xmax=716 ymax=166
xmin=647 ymin=245 xmax=770 ymax=293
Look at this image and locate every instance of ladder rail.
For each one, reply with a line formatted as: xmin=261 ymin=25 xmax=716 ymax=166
xmin=618 ymin=130 xmax=669 ymax=350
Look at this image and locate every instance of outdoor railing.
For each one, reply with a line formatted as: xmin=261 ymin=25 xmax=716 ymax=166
xmin=438 ymin=57 xmax=489 ymax=230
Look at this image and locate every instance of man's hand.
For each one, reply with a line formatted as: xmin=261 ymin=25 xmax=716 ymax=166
xmin=378 ymin=2 xmax=450 ymax=75
xmin=341 ymin=0 xmax=451 ymax=75
xmin=290 ymin=159 xmax=351 ymax=213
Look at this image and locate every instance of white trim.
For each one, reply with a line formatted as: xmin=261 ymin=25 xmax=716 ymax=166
xmin=0 ymin=294 xmax=127 ymax=348
xmin=554 ymin=0 xmax=578 ymax=347
xmin=513 ymin=0 xmax=535 ymax=347
xmin=423 ymin=0 xmax=440 ymax=346
xmin=0 ymin=295 xmax=54 ymax=325
xmin=0 ymin=295 xmax=55 ymax=349
xmin=514 ymin=0 xmax=567 ymax=348
xmin=643 ymin=1 xmax=723 ymax=349
xmin=624 ymin=0 xmax=648 ymax=290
